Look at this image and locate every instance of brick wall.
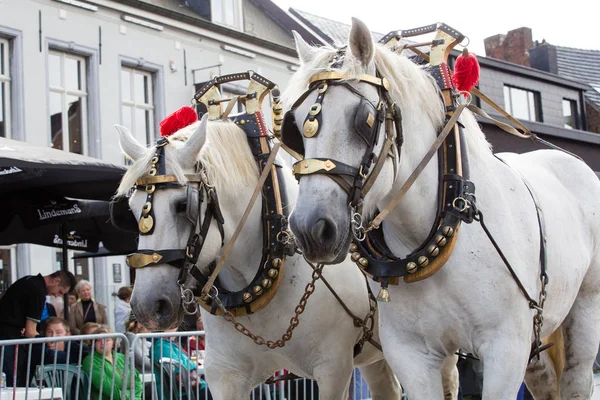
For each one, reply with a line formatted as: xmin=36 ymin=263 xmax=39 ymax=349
xmin=586 ymin=102 xmax=600 ymax=133
xmin=484 ymin=27 xmax=533 ymax=67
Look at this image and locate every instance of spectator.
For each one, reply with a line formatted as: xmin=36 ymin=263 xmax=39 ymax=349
xmin=67 ymin=291 xmax=78 ymax=307
xmin=125 ymin=313 xmax=152 ymax=372
xmin=69 ymin=280 xmax=107 ymax=332
xmin=80 ymin=322 xmax=101 ymax=347
xmin=37 ymin=297 xmax=58 ymax=333
xmin=0 ymin=271 xmax=75 ymax=386
xmin=49 ymin=294 xmax=64 ymax=319
xmin=29 ymin=317 xmax=90 ymax=381
xmin=152 ymin=328 xmax=206 ymax=399
xmin=114 ymin=287 xmax=132 ymax=333
xmin=82 ymin=326 xmax=142 ymax=400
xmin=186 ymin=316 xmax=205 ymax=355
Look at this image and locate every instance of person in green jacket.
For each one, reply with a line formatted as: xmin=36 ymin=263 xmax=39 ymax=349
xmin=82 ymin=326 xmax=142 ymax=400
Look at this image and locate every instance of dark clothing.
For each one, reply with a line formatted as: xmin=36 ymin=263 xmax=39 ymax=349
xmin=28 ymin=339 xmax=90 ymax=382
xmin=81 ymin=300 xmax=96 ymax=324
xmin=0 ymin=274 xmax=47 ymax=339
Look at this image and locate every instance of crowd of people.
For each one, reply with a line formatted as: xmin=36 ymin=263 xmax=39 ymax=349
xmin=0 ymin=272 xmax=207 ymax=400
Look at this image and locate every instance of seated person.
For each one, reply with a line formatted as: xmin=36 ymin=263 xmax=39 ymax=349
xmin=152 ymin=329 xmax=206 ymax=399
xmin=124 ymin=313 xmax=152 ymax=372
xmin=82 ymin=326 xmax=142 ymax=400
xmin=80 ymin=322 xmax=100 ymax=346
xmin=30 ymin=317 xmax=89 ymax=372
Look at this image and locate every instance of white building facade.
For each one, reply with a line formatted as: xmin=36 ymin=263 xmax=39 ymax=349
xmin=0 ymin=0 xmax=303 ymax=327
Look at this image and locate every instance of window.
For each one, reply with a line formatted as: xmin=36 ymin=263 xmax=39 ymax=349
xmin=48 ymin=51 xmax=88 ymax=154
xmin=562 ymin=99 xmax=579 ymax=129
xmin=503 ymin=85 xmax=542 ymax=122
xmin=0 ymin=38 xmax=10 ymax=138
xmin=55 ymin=250 xmax=91 ymax=281
xmin=211 ymin=0 xmax=242 ymax=29
xmin=0 ymin=246 xmax=16 ymax=295
xmin=121 ymin=67 xmax=155 ymax=146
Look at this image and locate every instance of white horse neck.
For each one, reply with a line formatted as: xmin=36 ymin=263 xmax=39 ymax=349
xmin=213 ymin=159 xmax=298 ymax=293
xmin=379 ymin=105 xmax=493 ymax=253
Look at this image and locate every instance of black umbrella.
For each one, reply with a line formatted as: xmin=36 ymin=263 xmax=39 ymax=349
xmin=0 ymin=194 xmax=137 ymax=254
xmin=0 ymin=136 xmax=126 ymax=201
xmin=72 ymin=246 xmax=130 ymax=259
xmin=0 ymin=137 xmax=135 ymax=319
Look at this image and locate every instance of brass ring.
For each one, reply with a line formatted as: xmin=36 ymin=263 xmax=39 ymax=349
xmin=317 ymin=83 xmax=328 ymax=93
xmin=452 ymin=197 xmax=470 ymax=212
xmin=142 ymin=202 xmax=152 ymax=214
xmin=457 ymin=91 xmax=473 ymax=106
xmin=308 ymin=103 xmax=322 ymax=116
xmin=145 ymin=185 xmax=155 ymax=194
xmin=149 ymin=168 xmax=157 ymax=176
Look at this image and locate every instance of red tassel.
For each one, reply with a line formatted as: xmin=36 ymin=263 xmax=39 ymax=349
xmin=452 ymin=48 xmax=480 ymax=94
xmin=159 ymin=106 xmax=198 ymax=137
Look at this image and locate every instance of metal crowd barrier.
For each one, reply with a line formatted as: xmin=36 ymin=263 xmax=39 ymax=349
xmin=0 ymin=332 xmax=129 ymax=400
xmin=1 ymin=331 xmax=377 ymax=400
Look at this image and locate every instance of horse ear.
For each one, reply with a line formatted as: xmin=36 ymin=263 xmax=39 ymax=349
xmin=179 ymin=114 xmax=209 ymax=164
xmin=348 ymin=17 xmax=374 ymax=67
xmin=115 ymin=124 xmax=146 ymax=161
xmin=293 ymin=31 xmax=315 ymax=65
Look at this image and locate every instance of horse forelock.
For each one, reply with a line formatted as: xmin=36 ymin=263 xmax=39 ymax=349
xmin=199 ymin=120 xmax=258 ymax=194
xmin=116 ymin=120 xmax=257 ymax=198
xmin=284 ymin=43 xmax=492 ymax=158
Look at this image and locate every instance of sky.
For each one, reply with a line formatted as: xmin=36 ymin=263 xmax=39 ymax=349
xmin=271 ymin=0 xmax=599 ymax=55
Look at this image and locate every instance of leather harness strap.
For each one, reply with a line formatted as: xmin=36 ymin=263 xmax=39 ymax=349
xmin=369 ymin=103 xmax=468 ymax=230
xmin=200 ymin=143 xmax=281 ymax=298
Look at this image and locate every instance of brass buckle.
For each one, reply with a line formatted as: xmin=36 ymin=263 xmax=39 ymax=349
xmin=126 ymin=252 xmax=163 ymax=268
xmin=292 ymin=159 xmax=337 ymax=175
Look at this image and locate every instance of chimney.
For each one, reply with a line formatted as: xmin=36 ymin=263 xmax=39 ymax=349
xmin=484 ymin=27 xmax=533 ymax=67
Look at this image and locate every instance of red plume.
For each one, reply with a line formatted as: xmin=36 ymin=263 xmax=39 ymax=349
xmin=452 ymin=49 xmax=480 ymax=94
xmin=159 ymin=106 xmax=198 ymax=137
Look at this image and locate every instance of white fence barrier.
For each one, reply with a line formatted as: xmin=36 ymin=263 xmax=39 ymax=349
xmin=1 ymin=331 xmax=377 ymax=400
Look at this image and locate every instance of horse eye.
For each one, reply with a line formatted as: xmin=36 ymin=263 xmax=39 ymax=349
xmin=176 ymin=202 xmax=187 ymax=213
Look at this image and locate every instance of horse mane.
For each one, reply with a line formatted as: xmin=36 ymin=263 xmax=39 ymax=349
xmin=116 ymin=120 xmax=258 ymax=197
xmin=283 ymin=43 xmax=492 ymax=158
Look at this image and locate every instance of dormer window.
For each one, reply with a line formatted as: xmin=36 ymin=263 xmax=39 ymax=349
xmin=211 ymin=0 xmax=242 ymax=30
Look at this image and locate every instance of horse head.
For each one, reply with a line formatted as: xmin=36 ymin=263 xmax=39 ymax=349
xmin=114 ymin=115 xmax=230 ymax=330
xmin=284 ymin=18 xmax=445 ymax=264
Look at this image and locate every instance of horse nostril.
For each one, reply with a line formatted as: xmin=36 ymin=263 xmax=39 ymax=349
xmin=156 ymin=297 xmax=172 ymax=317
xmin=311 ymin=218 xmax=336 ymax=244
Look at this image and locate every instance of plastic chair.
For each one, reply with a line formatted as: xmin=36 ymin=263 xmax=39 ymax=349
xmin=35 ymin=364 xmax=91 ymax=400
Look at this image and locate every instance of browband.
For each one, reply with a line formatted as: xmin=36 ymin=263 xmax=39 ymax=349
xmin=135 ymin=174 xmax=203 ymax=186
xmin=308 ymin=72 xmax=390 ymax=91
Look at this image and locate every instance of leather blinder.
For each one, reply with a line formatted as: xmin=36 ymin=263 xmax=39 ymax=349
xmin=110 ymin=197 xmax=138 ymax=233
xmin=281 ymin=111 xmax=305 ymax=156
xmin=355 ymin=99 xmax=379 ymax=146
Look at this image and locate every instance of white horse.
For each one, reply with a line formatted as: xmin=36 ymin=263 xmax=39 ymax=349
xmin=284 ymin=18 xmax=600 ymax=399
xmin=114 ymin=115 xmax=409 ymax=399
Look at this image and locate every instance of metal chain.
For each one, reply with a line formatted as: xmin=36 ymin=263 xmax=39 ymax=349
xmin=212 ymin=264 xmax=323 ymax=349
xmin=354 ymin=293 xmax=378 ymax=351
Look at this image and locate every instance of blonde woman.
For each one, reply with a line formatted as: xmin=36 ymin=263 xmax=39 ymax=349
xmin=69 ymin=280 xmax=107 ymax=332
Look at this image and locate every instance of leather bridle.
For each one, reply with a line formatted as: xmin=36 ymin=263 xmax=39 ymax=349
xmin=115 ymin=137 xmax=225 ymax=313
xmin=282 ymin=69 xmax=404 ymax=227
